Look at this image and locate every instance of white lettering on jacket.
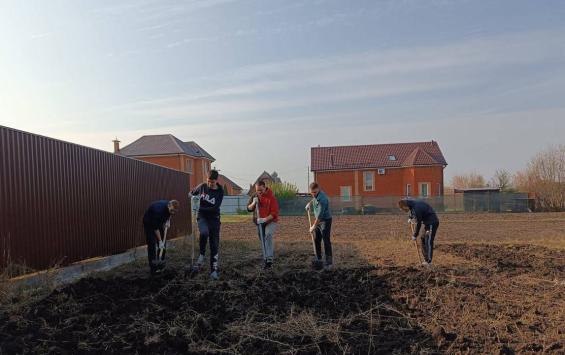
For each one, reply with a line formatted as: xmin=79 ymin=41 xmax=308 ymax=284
xmin=200 ymin=193 xmax=216 ymax=205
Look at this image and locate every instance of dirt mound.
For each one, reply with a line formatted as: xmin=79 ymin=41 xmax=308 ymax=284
xmin=0 ymin=267 xmax=435 ymax=354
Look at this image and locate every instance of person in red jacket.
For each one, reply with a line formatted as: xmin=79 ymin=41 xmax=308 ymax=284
xmin=247 ymin=180 xmax=279 ymax=269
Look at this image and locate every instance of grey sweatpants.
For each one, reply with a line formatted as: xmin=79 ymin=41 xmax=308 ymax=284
xmin=257 ymin=222 xmax=277 ymax=261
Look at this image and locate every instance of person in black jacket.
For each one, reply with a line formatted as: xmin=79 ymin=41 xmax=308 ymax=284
xmin=143 ymin=199 xmax=179 ymax=274
xmin=190 ymin=170 xmax=224 ymax=280
xmin=399 ymin=198 xmax=439 ymax=265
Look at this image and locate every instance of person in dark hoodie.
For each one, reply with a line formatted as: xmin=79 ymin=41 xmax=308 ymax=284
xmin=190 ymin=170 xmax=224 ymax=280
xmin=247 ymin=180 xmax=279 ymax=269
xmin=398 ymin=198 xmax=439 ymax=266
xmin=143 ymin=199 xmax=179 ymax=274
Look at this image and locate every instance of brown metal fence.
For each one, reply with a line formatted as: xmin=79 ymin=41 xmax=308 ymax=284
xmin=0 ymin=126 xmax=191 ymax=271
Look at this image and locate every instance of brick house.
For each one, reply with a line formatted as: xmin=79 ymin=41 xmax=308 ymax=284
xmin=311 ymin=141 xmax=447 ymax=199
xmin=248 ymin=171 xmax=282 ymax=195
xmin=115 ymin=134 xmax=215 ymax=189
xmin=218 ymin=174 xmax=243 ymax=196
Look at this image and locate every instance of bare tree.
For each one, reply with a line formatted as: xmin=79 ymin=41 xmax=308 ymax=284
xmin=515 ymin=145 xmax=565 ymax=211
xmin=490 ymin=169 xmax=514 ymax=192
xmin=451 ymin=172 xmax=486 ymax=189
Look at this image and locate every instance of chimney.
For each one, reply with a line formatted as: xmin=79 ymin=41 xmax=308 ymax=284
xmin=112 ymin=138 xmax=121 ymax=153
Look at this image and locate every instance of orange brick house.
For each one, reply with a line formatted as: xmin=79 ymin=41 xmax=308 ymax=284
xmin=311 ymin=141 xmax=447 ymax=200
xmin=218 ymin=174 xmax=243 ymax=196
xmin=115 ymin=134 xmax=215 ymax=189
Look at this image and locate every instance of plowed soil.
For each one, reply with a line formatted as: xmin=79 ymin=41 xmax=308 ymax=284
xmin=1 ymin=213 xmax=564 ymax=354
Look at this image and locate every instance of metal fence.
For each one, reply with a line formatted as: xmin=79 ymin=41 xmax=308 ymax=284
xmin=0 ymin=126 xmax=191 ymax=271
xmin=221 ymin=193 xmax=532 ymax=216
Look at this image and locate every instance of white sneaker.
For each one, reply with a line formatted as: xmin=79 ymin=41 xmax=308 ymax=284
xmin=210 ymin=270 xmax=219 ymax=280
xmin=196 ymin=254 xmax=205 ymax=266
xmin=421 ymin=261 xmax=430 ymax=266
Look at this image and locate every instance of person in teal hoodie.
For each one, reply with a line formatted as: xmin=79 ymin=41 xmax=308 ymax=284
xmin=306 ymin=182 xmax=333 ymax=270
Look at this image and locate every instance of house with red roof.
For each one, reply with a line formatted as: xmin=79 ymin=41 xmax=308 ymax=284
xmin=311 ymin=141 xmax=447 ymax=199
xmin=114 ymin=134 xmax=215 ymax=188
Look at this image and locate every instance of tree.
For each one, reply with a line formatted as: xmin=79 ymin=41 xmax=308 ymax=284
xmin=268 ymin=181 xmax=299 ymax=200
xmin=515 ymin=145 xmax=565 ymax=211
xmin=490 ymin=169 xmax=515 ymax=192
xmin=451 ymin=173 xmax=486 ymax=189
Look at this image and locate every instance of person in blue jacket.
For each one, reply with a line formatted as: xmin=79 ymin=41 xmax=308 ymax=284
xmin=190 ymin=170 xmax=224 ymax=280
xmin=398 ymin=198 xmax=440 ymax=265
xmin=306 ymin=182 xmax=333 ymax=270
xmin=143 ymin=199 xmax=179 ymax=274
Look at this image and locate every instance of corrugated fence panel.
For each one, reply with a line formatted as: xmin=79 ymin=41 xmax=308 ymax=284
xmin=0 ymin=125 xmax=191 ymax=271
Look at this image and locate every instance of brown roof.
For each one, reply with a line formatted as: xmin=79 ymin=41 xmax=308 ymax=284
xmin=311 ymin=141 xmax=447 ymax=171
xmin=219 ymin=174 xmax=243 ymax=190
xmin=119 ymin=134 xmax=215 ymax=161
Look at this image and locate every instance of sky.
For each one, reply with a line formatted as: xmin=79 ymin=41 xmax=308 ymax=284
xmin=1 ymin=0 xmax=564 ymax=191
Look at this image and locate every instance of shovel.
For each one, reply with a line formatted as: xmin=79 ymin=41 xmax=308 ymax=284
xmin=307 ymin=207 xmax=324 ymax=270
xmin=185 ymin=197 xmax=200 ymax=278
xmin=409 ymin=221 xmax=423 ymax=265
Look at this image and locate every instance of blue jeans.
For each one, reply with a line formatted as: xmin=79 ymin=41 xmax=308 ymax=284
xmin=314 ymin=218 xmax=333 ymax=265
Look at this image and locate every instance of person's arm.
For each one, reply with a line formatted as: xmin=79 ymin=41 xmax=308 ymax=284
xmin=265 ymin=195 xmax=279 ymax=223
xmin=247 ymin=194 xmax=258 ymax=211
xmin=412 ymin=205 xmax=424 ymax=237
xmin=154 ymin=229 xmax=162 ymax=242
xmin=190 ymin=184 xmax=202 ymax=197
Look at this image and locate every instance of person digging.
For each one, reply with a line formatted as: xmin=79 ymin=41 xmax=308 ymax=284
xmin=398 ymin=198 xmax=440 ymax=266
xmin=143 ymin=199 xmax=179 ymax=275
xmin=247 ymin=180 xmax=279 ymax=269
xmin=306 ymin=182 xmax=333 ymax=271
xmin=190 ymin=170 xmax=224 ymax=280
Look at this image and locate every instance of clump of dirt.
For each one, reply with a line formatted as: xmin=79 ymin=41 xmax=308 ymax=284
xmin=0 ymin=266 xmax=435 ymax=354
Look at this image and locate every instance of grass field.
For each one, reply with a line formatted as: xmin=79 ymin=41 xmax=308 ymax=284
xmin=1 ymin=213 xmax=564 ymax=354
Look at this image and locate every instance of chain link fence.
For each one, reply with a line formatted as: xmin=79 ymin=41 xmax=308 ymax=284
xmin=221 ymin=193 xmax=533 ymax=216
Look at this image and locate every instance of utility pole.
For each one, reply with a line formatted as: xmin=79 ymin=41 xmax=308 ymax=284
xmin=307 ymin=166 xmax=310 ymax=189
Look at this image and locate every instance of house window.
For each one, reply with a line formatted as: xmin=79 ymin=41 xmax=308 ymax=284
xmin=185 ymin=158 xmax=193 ymax=173
xmin=388 ymin=155 xmax=396 ymax=161
xmin=419 ymin=183 xmax=430 ymax=197
xmin=363 ymin=171 xmax=374 ymax=191
xmin=340 ymin=186 xmax=352 ymax=202
xmin=406 ymin=184 xmax=412 ymax=196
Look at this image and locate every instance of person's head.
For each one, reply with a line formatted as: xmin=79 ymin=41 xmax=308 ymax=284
xmin=398 ymin=199 xmax=410 ymax=212
xmin=168 ymin=200 xmax=180 ymax=215
xmin=207 ymin=169 xmax=219 ymax=188
xmin=255 ymin=180 xmax=267 ymax=196
xmin=309 ymin=182 xmax=320 ymax=197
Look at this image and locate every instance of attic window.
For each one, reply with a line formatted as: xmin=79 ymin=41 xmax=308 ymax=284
xmin=388 ymin=155 xmax=397 ymax=161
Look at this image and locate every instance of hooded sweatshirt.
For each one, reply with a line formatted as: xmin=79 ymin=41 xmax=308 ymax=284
xmin=143 ymin=200 xmax=171 ymax=230
xmin=191 ymin=183 xmax=224 ymax=218
xmin=406 ymin=199 xmax=438 ymax=237
xmin=247 ymin=188 xmax=279 ymax=224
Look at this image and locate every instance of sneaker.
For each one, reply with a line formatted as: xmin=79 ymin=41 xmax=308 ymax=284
xmin=210 ymin=270 xmax=219 ymax=280
xmin=324 ymin=264 xmax=333 ymax=271
xmin=264 ymin=260 xmax=273 ymax=269
xmin=196 ymin=254 xmax=205 ymax=266
xmin=421 ymin=261 xmax=430 ymax=267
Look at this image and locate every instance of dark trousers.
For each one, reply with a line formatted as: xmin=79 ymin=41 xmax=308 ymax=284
xmin=421 ymin=221 xmax=439 ymax=263
xmin=144 ymin=226 xmax=166 ymax=271
xmin=198 ymin=216 xmax=221 ymax=271
xmin=314 ymin=218 xmax=333 ymax=264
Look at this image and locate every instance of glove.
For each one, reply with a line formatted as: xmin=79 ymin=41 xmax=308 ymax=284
xmin=407 ymin=218 xmax=413 ymax=225
xmin=305 ymin=203 xmax=311 ymax=211
xmin=159 ymin=241 xmax=165 ymax=249
xmin=309 ymin=225 xmax=317 ymax=234
xmin=257 ymin=217 xmax=267 ymax=224
xmin=411 ymin=235 xmax=417 ymax=241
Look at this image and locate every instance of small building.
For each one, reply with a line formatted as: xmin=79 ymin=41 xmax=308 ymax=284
xmin=311 ymin=141 xmax=448 ymax=199
xmin=454 ymin=187 xmax=501 ymax=212
xmin=218 ymin=174 xmax=243 ymax=195
xmin=248 ymin=171 xmax=282 ymax=195
xmin=115 ymin=134 xmax=214 ymax=189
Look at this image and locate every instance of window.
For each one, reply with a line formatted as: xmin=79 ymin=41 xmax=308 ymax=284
xmin=363 ymin=171 xmax=374 ymax=191
xmin=388 ymin=155 xmax=396 ymax=161
xmin=377 ymin=168 xmax=386 ymax=175
xmin=406 ymin=184 xmax=412 ymax=196
xmin=185 ymin=158 xmax=193 ymax=173
xmin=340 ymin=186 xmax=352 ymax=202
xmin=419 ymin=183 xmax=430 ymax=197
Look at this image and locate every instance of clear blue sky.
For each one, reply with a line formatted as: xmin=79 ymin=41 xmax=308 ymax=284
xmin=1 ymin=0 xmax=564 ymax=190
